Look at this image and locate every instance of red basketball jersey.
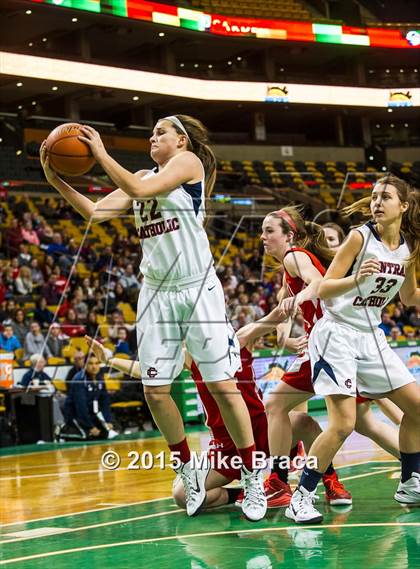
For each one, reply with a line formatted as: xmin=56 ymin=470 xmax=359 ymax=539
xmin=190 ymin=347 xmax=265 ymax=442
xmin=284 ymin=247 xmax=325 ymax=335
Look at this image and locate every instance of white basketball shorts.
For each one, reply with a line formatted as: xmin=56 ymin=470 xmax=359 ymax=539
xmin=136 ymin=275 xmax=241 ymax=386
xmin=308 ymin=316 xmax=415 ymax=398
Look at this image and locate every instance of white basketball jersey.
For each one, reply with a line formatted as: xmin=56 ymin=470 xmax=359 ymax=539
xmin=133 ymin=168 xmax=215 ymax=286
xmin=324 ymin=222 xmax=410 ymax=331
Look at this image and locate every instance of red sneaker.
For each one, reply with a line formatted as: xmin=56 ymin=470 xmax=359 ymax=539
xmin=323 ymin=471 xmax=352 ymax=505
xmin=235 ymin=473 xmax=292 ymax=508
xmin=289 ymin=441 xmax=305 ymax=473
xmin=265 ymin=473 xmax=292 ymax=508
xmin=234 ymin=489 xmax=244 ymax=507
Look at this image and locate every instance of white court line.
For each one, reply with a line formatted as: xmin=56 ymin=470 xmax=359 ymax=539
xmin=1 ymin=509 xmax=183 ymax=544
xmin=0 ymin=447 xmax=388 ymax=474
xmin=0 ymin=496 xmax=172 ymax=528
xmin=0 ymin=459 xmax=101 ymax=473
xmin=338 ymin=467 xmax=399 ymax=482
xmin=334 ymin=459 xmax=398 ymax=469
xmin=0 ymin=522 xmax=418 ymax=565
xmin=0 ymin=432 xmax=166 ymax=460
xmin=0 ymin=456 xmax=398 ymax=482
xmin=0 ymin=460 xmax=398 ymax=527
xmin=0 ymin=468 xmax=129 ymax=481
xmin=0 ymin=463 xmax=399 ymax=541
xmin=0 ymin=463 xmax=178 ymax=481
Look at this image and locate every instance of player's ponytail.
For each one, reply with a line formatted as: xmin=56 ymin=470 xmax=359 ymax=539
xmin=172 ymin=115 xmax=216 ymax=199
xmin=268 ymin=206 xmax=334 ymax=267
xmin=302 ymin=221 xmax=335 ymax=267
xmin=342 ymin=173 xmax=420 ymax=269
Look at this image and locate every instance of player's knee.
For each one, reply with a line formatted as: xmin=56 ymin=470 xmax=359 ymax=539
xmin=334 ymin=420 xmax=355 ymax=441
xmin=290 ymin=411 xmax=319 ymax=437
xmin=402 ymin=405 xmax=420 ymax=425
xmin=172 ymin=481 xmax=186 ymax=509
xmin=354 ymin=413 xmax=373 ymax=436
xmin=206 ymin=380 xmax=239 ymax=404
xmin=265 ymin=396 xmax=289 ymax=417
xmin=144 ymin=387 xmax=171 ymax=408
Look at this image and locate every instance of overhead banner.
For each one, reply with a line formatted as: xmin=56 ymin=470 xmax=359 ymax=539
xmin=1 ymin=52 xmax=419 ymax=107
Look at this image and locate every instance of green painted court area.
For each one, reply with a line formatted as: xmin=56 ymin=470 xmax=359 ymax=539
xmin=1 ymin=460 xmax=418 ymax=568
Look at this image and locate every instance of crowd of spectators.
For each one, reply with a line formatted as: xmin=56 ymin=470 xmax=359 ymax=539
xmin=0 ymin=198 xmax=418 ymax=370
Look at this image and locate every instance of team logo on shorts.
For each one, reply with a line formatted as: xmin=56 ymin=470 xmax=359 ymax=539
xmin=147 ymin=367 xmax=158 ymax=378
xmin=345 ymin=379 xmax=352 ymax=389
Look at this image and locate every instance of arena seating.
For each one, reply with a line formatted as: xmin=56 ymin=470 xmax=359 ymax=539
xmin=1 ymin=145 xmax=419 ymax=210
xmin=187 ymin=0 xmax=312 ymax=20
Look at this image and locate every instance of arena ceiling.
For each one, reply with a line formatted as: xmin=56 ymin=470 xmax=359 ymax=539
xmin=1 ymin=0 xmax=419 ymax=134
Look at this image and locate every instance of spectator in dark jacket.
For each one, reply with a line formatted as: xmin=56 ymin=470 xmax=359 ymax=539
xmin=34 ymin=298 xmax=54 ymax=330
xmin=65 ymin=350 xmax=86 ymax=385
xmin=64 ymin=354 xmax=113 ymax=439
xmin=114 ymin=327 xmax=131 ymax=355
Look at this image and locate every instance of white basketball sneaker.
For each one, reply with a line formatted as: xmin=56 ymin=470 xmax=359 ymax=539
xmin=178 ymin=459 xmax=210 ymax=516
xmin=240 ymin=467 xmax=267 ymax=521
xmin=285 ymin=486 xmax=323 ymax=524
xmin=394 ymin=472 xmax=420 ymax=504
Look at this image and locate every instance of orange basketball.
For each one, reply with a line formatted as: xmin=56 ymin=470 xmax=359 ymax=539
xmin=45 ymin=123 xmax=96 ymax=176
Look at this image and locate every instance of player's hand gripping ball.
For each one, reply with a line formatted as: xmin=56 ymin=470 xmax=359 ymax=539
xmin=45 ymin=123 xmax=96 ymax=176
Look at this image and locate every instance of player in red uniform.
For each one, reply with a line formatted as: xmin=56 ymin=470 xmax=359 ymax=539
xmin=239 ymin=207 xmax=352 ymax=507
xmin=175 ymin=343 xmax=269 ymax=509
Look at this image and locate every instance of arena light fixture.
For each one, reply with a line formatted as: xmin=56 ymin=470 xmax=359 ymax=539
xmin=1 ymin=51 xmax=419 ymax=108
xmin=28 ymin=0 xmax=420 ymax=49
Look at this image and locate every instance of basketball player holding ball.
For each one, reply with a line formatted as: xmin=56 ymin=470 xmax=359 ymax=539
xmin=40 ymin=116 xmax=267 ymax=521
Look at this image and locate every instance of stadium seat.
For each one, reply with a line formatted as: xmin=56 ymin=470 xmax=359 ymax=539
xmin=69 ymin=337 xmax=89 ymax=353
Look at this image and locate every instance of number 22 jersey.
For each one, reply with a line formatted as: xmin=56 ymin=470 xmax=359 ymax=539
xmin=133 ymin=168 xmax=215 ymax=286
xmin=324 ymin=221 xmax=410 ymax=331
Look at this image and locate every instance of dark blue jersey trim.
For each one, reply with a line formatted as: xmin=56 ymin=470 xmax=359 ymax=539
xmin=366 ymin=221 xmax=404 ymax=246
xmin=181 ymin=181 xmax=202 ymax=216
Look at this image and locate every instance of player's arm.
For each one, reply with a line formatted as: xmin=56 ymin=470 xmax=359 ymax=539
xmin=39 ymin=142 xmax=140 ymax=223
xmin=98 ymin=152 xmax=202 ymax=199
xmin=399 ymin=263 xmax=420 ymax=306
xmin=85 ymin=336 xmax=141 ymax=378
xmin=236 ymin=305 xmax=287 ymax=348
xmin=281 ymin=252 xmax=323 ymax=317
xmin=318 ymin=230 xmax=379 ymax=299
xmin=276 ymin=277 xmax=288 ymax=303
xmin=79 ymin=126 xmax=202 ymax=199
